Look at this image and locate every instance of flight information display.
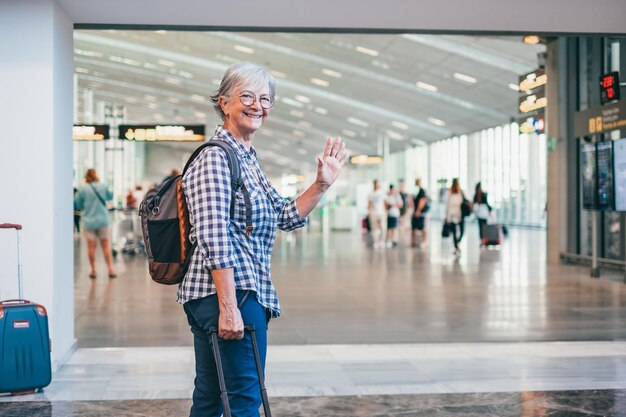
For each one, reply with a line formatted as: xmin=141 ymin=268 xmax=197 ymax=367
xmin=613 ymin=138 xmax=626 ymax=211
xmin=597 ymin=141 xmax=614 ymax=210
xmin=581 ymin=143 xmax=597 ymax=210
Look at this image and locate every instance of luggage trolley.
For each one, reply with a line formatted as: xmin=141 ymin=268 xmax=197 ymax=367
xmin=110 ymin=208 xmax=145 ymax=257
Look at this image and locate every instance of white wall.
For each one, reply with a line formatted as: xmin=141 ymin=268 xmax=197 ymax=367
xmin=0 ymin=0 xmax=75 ymax=368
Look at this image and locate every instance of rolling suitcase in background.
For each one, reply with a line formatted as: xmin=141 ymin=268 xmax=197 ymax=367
xmin=0 ymin=223 xmax=52 ymax=395
xmin=209 ymin=325 xmax=272 ymax=417
xmin=481 ymin=223 xmax=502 ymax=247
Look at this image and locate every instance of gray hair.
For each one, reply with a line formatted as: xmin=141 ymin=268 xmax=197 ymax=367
xmin=210 ymin=62 xmax=276 ymax=121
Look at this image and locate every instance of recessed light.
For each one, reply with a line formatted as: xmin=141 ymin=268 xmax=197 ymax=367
xmin=342 ymin=129 xmax=357 ymax=138
xmin=347 ymin=117 xmax=369 ymax=128
xmin=125 ymin=97 xmax=138 ymax=104
xmin=290 ymin=110 xmax=304 ymax=118
xmin=523 ymin=35 xmax=541 ymax=45
xmin=297 ymin=120 xmax=312 ymax=129
xmin=310 ymin=78 xmax=329 ymax=87
xmin=322 ymin=68 xmax=342 ymax=78
xmin=270 ymin=70 xmax=287 ymax=79
xmin=386 ymin=130 xmax=405 ymax=141
xmin=144 ymin=95 xmax=157 ymax=101
xmin=195 ymin=112 xmax=206 ymax=118
xmin=453 ymin=72 xmax=477 ymax=84
xmin=158 ymin=59 xmax=176 ymax=67
xmin=148 ymin=103 xmax=158 ymax=110
xmin=391 ymin=121 xmax=408 ymax=130
xmin=234 ymin=45 xmax=255 ymax=54
xmin=295 ymin=95 xmax=311 ymax=104
xmin=314 ymin=107 xmax=328 ymax=115
xmin=356 ymin=46 xmax=379 ymax=57
xmin=167 ymin=97 xmax=181 ymax=104
xmin=427 ymin=117 xmax=446 ymax=127
xmin=191 ymin=94 xmax=205 ymax=102
xmin=282 ymin=97 xmax=304 ymax=108
xmin=165 ymin=77 xmax=181 ymax=85
xmin=292 ymin=130 xmax=305 ymax=137
xmin=416 ymin=81 xmax=438 ymax=92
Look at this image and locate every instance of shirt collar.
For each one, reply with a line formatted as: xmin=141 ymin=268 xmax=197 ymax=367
xmin=214 ymin=125 xmax=258 ymax=161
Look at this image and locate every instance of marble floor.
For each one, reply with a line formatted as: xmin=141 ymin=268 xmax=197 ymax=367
xmin=3 ymin=223 xmax=625 ymax=415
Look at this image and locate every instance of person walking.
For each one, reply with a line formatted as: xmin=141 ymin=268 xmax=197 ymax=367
xmin=367 ymin=179 xmax=386 ymax=248
xmin=385 ymin=184 xmax=403 ymax=247
xmin=74 ymin=168 xmax=117 ymax=278
xmin=445 ymin=178 xmax=465 ymax=256
xmin=472 ymin=182 xmax=492 ymax=246
xmin=179 ymin=62 xmax=349 ymax=417
xmin=411 ymin=178 xmax=429 ymax=247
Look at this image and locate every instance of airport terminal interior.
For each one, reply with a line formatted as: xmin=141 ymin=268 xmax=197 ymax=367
xmin=2 ymin=2 xmax=626 ymax=416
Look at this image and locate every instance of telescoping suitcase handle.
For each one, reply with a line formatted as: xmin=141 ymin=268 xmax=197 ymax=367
xmin=208 ymin=325 xmax=272 ymax=417
xmin=0 ymin=223 xmax=24 ymax=300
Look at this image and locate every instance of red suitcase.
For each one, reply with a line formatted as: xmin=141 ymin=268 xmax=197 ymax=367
xmin=0 ymin=223 xmax=52 ymax=395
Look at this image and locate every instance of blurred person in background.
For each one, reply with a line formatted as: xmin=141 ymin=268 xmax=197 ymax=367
xmin=385 ymin=184 xmax=403 ymax=247
xmin=411 ymin=178 xmax=429 ymax=248
xmin=445 ymin=178 xmax=465 ymax=256
xmin=368 ymin=179 xmax=386 ymax=248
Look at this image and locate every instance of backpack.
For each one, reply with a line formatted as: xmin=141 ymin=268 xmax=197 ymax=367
xmin=139 ymin=140 xmax=252 ymax=285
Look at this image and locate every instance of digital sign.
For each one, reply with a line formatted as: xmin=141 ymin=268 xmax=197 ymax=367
xmin=613 ymin=138 xmax=626 ymax=211
xmin=518 ymin=89 xmax=547 ymax=114
xmin=581 ymin=143 xmax=597 ymax=210
xmin=596 ymin=141 xmax=614 ymax=210
xmin=73 ymin=125 xmax=110 ymax=141
xmin=600 ymin=72 xmax=620 ymax=105
xmin=118 ymin=125 xmax=205 ymax=142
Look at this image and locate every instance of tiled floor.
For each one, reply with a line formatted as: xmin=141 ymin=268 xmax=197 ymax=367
xmin=4 ymin=223 xmax=625 ymax=415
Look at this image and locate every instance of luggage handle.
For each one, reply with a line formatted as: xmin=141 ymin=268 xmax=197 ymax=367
xmin=0 ymin=223 xmax=23 ymax=299
xmin=208 ymin=325 xmax=272 ymax=417
xmin=0 ymin=223 xmax=22 ymax=230
xmin=0 ymin=299 xmax=32 ymax=306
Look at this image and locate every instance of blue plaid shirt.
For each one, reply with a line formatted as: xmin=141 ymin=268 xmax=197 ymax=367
xmin=177 ymin=126 xmax=307 ymax=317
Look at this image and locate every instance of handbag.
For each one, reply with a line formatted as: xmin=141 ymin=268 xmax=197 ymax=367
xmin=461 ymin=199 xmax=471 ymax=218
xmin=441 ymin=222 xmax=450 ymax=238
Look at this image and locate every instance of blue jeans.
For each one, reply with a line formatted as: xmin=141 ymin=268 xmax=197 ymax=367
xmin=183 ymin=291 xmax=268 ymax=417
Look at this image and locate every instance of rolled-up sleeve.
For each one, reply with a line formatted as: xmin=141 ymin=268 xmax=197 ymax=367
xmin=264 ymin=180 xmax=307 ymax=232
xmin=183 ymin=149 xmax=238 ymax=270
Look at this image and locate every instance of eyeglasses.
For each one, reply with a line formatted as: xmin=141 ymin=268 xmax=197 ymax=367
xmin=239 ymin=90 xmax=274 ymax=109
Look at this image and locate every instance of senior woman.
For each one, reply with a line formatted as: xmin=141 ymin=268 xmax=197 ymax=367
xmin=179 ymin=61 xmax=349 ymax=417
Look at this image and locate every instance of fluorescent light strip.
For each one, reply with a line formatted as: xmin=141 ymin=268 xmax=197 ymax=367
xmin=165 ymin=77 xmax=181 ymax=85
xmin=416 ymin=81 xmax=438 ymax=92
xmin=356 ymin=46 xmax=379 ymax=57
xmin=387 ymin=130 xmax=405 ymax=140
xmin=158 ymin=59 xmax=175 ymax=67
xmin=292 ymin=129 xmax=305 ymax=137
xmin=342 ymin=129 xmax=357 ymax=138
xmin=270 ymin=70 xmax=287 ymax=79
xmin=391 ymin=121 xmax=408 ymax=130
xmin=234 ymin=45 xmax=255 ymax=54
xmin=314 ymin=107 xmax=328 ymax=115
xmin=453 ymin=72 xmax=477 ymax=84
xmin=281 ymin=97 xmax=304 ymax=108
xmin=347 ymin=117 xmax=369 ymax=128
xmin=290 ymin=110 xmax=304 ymax=118
xmin=322 ymin=68 xmax=342 ymax=78
xmin=310 ymin=78 xmax=329 ymax=87
xmin=427 ymin=117 xmax=446 ymax=127
xmin=295 ymin=95 xmax=311 ymax=103
xmin=191 ymin=94 xmax=205 ymax=102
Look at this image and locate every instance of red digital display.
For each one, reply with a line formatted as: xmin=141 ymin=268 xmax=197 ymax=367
xmin=600 ymin=71 xmax=620 ymax=105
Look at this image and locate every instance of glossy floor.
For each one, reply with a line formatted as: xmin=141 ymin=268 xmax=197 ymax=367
xmin=74 ymin=223 xmax=626 ymax=347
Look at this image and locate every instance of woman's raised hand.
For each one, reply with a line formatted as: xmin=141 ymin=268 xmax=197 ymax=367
xmin=315 ymin=137 xmax=349 ymax=190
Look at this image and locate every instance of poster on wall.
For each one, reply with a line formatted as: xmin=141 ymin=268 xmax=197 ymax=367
xmin=581 ymin=143 xmax=597 ymax=210
xmin=596 ymin=141 xmax=614 ymax=211
xmin=613 ymin=138 xmax=626 ymax=211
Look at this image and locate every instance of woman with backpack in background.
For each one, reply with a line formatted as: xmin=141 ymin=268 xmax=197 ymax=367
xmin=179 ymin=62 xmax=349 ymax=417
xmin=74 ymin=168 xmax=116 ymax=279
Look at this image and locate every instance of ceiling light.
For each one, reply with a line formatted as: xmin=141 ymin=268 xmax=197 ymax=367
xmin=347 ymin=117 xmax=369 ymax=128
xmin=155 ymin=30 xmax=168 ymax=35
xmin=310 ymin=78 xmax=329 ymax=87
xmin=342 ymin=129 xmax=357 ymax=138
xmin=144 ymin=95 xmax=157 ymax=101
xmin=453 ymin=72 xmax=477 ymax=84
xmin=281 ymin=97 xmax=304 ymax=108
xmin=74 ymin=49 xmax=103 ymax=58
xmin=427 ymin=117 xmax=446 ymax=127
xmin=216 ymin=54 xmax=238 ymax=64
xmin=178 ymin=70 xmax=193 ymax=79
xmin=295 ymin=95 xmax=311 ymax=104
xmin=165 ymin=77 xmax=181 ymax=85
xmin=234 ymin=45 xmax=255 ymax=54
xmin=386 ymin=130 xmax=405 ymax=141
xmin=290 ymin=110 xmax=304 ymax=118
xmin=158 ymin=59 xmax=175 ymax=67
xmin=391 ymin=121 xmax=408 ymax=130
xmin=416 ymin=81 xmax=438 ymax=92
xmin=191 ymin=94 xmax=205 ymax=102
xmin=314 ymin=107 xmax=328 ymax=115
xmin=523 ymin=35 xmax=541 ymax=45
xmin=270 ymin=70 xmax=287 ymax=79
xmin=292 ymin=130 xmax=305 ymax=137
xmin=167 ymin=97 xmax=181 ymax=104
xmin=508 ymin=83 xmax=520 ymax=91
xmin=143 ymin=62 xmax=157 ymax=70
xmin=322 ymin=68 xmax=342 ymax=78
xmin=350 ymin=155 xmax=383 ymax=165
xmin=75 ymin=67 xmax=89 ymax=74
xmin=125 ymin=97 xmax=138 ymax=104
xmin=148 ymin=103 xmax=158 ymax=110
xmin=297 ymin=120 xmax=312 ymax=129
xmin=411 ymin=138 xmax=426 ymax=146
xmin=195 ymin=112 xmax=207 ymax=118
xmin=356 ymin=46 xmax=379 ymax=57
xmin=371 ymin=60 xmax=390 ymax=70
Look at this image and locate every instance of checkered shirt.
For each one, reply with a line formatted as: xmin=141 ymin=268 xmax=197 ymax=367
xmin=176 ymin=125 xmax=307 ymax=317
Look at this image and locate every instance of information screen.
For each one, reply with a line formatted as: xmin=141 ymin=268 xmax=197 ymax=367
xmin=581 ymin=143 xmax=597 ymax=210
xmin=613 ymin=138 xmax=626 ymax=211
xmin=597 ymin=141 xmax=614 ymax=210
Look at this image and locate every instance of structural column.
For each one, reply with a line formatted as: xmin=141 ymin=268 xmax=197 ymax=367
xmin=0 ymin=0 xmax=75 ymax=368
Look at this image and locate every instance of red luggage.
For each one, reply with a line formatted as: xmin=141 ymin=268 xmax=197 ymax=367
xmin=0 ymin=223 xmax=52 ymax=395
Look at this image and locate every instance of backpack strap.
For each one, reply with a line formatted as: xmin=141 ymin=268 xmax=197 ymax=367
xmin=183 ymin=140 xmax=253 ymax=236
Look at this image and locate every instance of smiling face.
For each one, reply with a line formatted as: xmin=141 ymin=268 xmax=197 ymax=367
xmin=220 ymin=81 xmax=271 ymax=141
